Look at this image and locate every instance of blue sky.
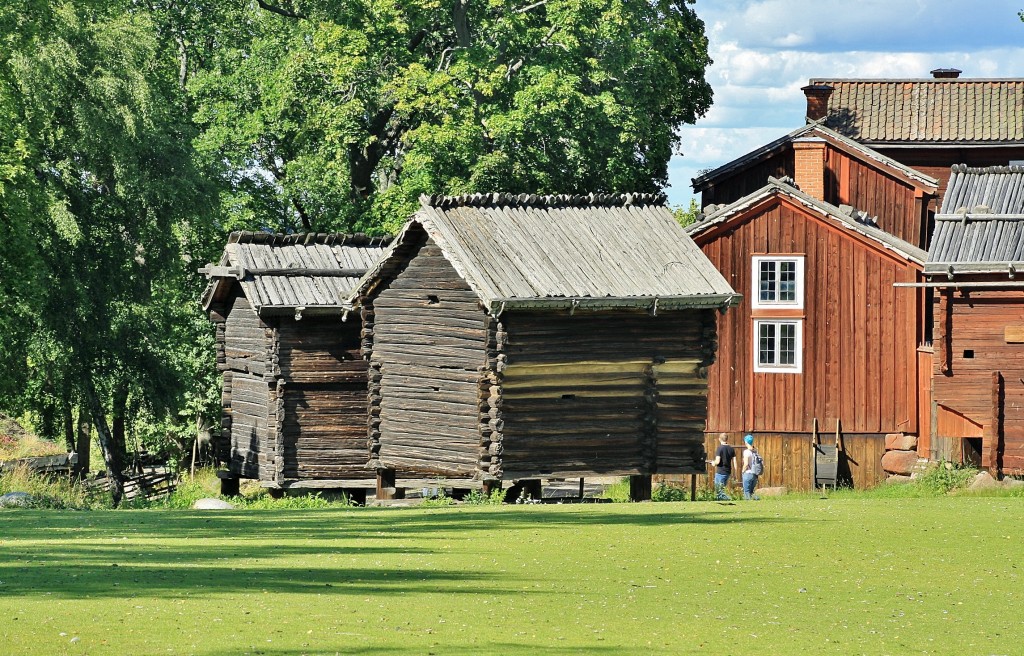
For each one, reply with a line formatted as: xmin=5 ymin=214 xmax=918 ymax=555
xmin=666 ymin=0 xmax=1024 ymax=206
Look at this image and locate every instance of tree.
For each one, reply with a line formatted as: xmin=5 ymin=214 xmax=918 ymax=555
xmin=191 ymin=0 xmax=714 ymax=233
xmin=0 ymin=0 xmax=221 ymax=503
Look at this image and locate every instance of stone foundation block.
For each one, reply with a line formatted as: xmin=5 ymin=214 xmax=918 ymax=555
xmin=880 ymin=450 xmax=918 ymax=476
xmin=884 ymin=433 xmax=918 ymax=451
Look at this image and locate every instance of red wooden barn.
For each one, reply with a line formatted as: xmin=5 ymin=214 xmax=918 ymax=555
xmin=804 ymin=70 xmax=1024 ymax=201
xmin=925 ymin=165 xmax=1024 ymax=475
xmin=687 ymin=178 xmax=929 ymax=489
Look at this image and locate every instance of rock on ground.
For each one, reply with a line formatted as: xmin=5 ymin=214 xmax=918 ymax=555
xmin=0 ymin=491 xmax=33 ymax=507
xmin=192 ymin=498 xmax=235 ymax=510
xmin=969 ymin=471 xmax=1000 ymax=490
xmin=756 ymin=486 xmax=787 ymax=497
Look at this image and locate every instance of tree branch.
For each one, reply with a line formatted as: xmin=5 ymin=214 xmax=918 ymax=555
xmin=256 ymin=0 xmax=307 ymax=20
xmin=514 ymin=0 xmax=549 ymax=14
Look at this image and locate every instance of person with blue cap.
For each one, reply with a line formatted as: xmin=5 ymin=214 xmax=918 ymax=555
xmin=741 ymin=434 xmax=763 ymax=500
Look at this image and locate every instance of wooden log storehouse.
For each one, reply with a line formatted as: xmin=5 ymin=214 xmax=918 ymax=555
xmin=925 ymin=165 xmax=1024 ymax=475
xmin=352 ymin=193 xmax=739 ymax=498
xmin=201 ymin=231 xmax=390 ymax=496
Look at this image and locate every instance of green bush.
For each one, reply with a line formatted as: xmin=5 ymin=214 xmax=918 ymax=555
xmin=0 ymin=466 xmax=97 ymax=509
xmin=652 ymin=483 xmax=690 ymax=502
xmin=462 ymin=488 xmax=505 ymax=505
xmin=600 ymin=478 xmax=632 ymax=503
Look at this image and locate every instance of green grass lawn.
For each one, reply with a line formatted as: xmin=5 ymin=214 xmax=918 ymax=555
xmin=1 ymin=498 xmax=1022 ymax=655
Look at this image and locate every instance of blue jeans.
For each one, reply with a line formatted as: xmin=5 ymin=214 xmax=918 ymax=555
xmin=714 ymin=473 xmax=730 ymax=500
xmin=742 ymin=472 xmax=760 ymax=500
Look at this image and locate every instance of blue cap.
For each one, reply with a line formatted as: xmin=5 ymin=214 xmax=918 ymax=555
xmin=744 ymin=434 xmax=754 ymax=445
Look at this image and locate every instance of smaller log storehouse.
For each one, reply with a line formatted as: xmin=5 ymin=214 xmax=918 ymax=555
xmin=926 ymin=165 xmax=1024 ymax=475
xmin=201 ymin=231 xmax=390 ymax=497
xmin=352 ymin=193 xmax=738 ymax=498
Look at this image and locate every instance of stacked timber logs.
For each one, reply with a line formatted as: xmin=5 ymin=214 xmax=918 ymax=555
xmin=363 ymin=302 xmax=383 ymax=467
xmin=478 ymin=316 xmax=505 ymax=480
xmin=370 ymin=237 xmax=487 ymax=477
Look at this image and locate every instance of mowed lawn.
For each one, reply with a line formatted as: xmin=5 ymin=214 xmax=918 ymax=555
xmin=1 ymin=498 xmax=1022 ymax=655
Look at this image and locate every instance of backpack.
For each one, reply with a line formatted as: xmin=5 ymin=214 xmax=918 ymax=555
xmin=750 ymin=450 xmax=764 ymax=476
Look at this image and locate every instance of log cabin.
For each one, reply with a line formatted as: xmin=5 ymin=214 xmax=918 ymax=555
xmin=352 ymin=193 xmax=739 ymax=500
xmin=924 ymin=165 xmax=1024 ymax=476
xmin=804 ymin=70 xmax=1024 ymax=202
xmin=686 ymin=178 xmax=929 ymax=490
xmin=201 ymin=231 xmax=390 ymax=498
xmin=693 ymin=122 xmax=939 ymax=249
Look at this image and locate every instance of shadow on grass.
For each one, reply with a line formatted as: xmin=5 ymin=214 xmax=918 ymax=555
xmin=199 ymin=645 xmax=624 ymax=656
xmin=0 ymin=507 xmax=799 ymax=600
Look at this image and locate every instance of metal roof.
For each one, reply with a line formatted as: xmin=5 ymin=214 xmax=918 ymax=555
xmin=687 ymin=177 xmax=928 ymax=265
xmin=691 ymin=122 xmax=938 ymax=191
xmin=810 ymin=78 xmax=1024 ymax=144
xmin=202 ymin=232 xmax=391 ymax=314
xmin=925 ymin=215 xmax=1024 ymax=275
xmin=940 ymin=164 xmax=1024 ymax=214
xmin=355 ymin=193 xmax=739 ymax=314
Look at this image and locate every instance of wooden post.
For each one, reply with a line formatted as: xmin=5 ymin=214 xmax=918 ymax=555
xmin=376 ymin=468 xmax=400 ymax=500
xmin=984 ymin=371 xmax=1003 ymax=476
xmin=937 ymin=288 xmax=952 ymax=375
xmin=629 ymin=475 xmax=652 ymax=502
xmin=578 ymin=477 xmax=585 ymax=500
xmin=482 ymin=479 xmax=501 ymax=497
xmin=690 ymin=473 xmax=697 ymax=501
xmin=219 ymin=475 xmax=240 ymax=497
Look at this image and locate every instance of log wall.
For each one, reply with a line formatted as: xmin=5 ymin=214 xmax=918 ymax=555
xmin=499 ymin=310 xmax=715 ymax=478
xmin=932 ymin=289 xmax=1024 ymax=474
xmin=699 ymin=150 xmax=792 ymax=208
xmin=223 ymin=289 xmax=272 ymax=376
xmin=229 ymin=372 xmax=274 ymax=480
xmin=370 ymin=235 xmax=487 ymax=477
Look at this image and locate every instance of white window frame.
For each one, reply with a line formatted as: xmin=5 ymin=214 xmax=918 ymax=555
xmin=753 ymin=319 xmax=803 ymax=374
xmin=751 ymin=256 xmax=805 ymax=310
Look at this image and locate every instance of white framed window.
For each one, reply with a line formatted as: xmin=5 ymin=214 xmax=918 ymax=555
xmin=753 ymin=319 xmax=802 ymax=373
xmin=752 ymin=256 xmax=804 ymax=309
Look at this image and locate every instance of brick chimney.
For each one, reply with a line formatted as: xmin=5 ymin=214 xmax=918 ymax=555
xmin=802 ymin=84 xmax=834 ymax=121
xmin=792 ymin=137 xmax=826 ymax=200
xmin=930 ymin=68 xmax=962 ymax=79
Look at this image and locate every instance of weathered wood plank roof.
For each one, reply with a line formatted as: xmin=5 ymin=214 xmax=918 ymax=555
xmin=926 ymin=166 xmax=1024 ymax=275
xmin=202 ymin=232 xmax=391 ymax=314
xmin=940 ymin=164 xmax=1024 ymax=214
xmin=687 ymin=177 xmax=928 ymax=264
xmin=691 ymin=122 xmax=938 ymax=192
xmin=812 ymin=78 xmax=1024 ymax=145
xmin=355 ymin=193 xmax=739 ymax=314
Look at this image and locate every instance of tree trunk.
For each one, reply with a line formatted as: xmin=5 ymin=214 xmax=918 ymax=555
xmin=112 ymin=383 xmax=129 ymax=471
xmin=62 ymin=401 xmax=75 ymax=452
xmin=75 ymin=411 xmax=91 ymax=478
xmin=86 ymin=380 xmax=125 ymax=506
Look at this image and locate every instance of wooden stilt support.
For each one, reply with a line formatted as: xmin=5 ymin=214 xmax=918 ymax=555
xmin=219 ymin=474 xmax=240 ymax=497
xmin=629 ymin=475 xmax=652 ymax=502
xmin=376 ymin=469 xmax=401 ymax=500
xmin=690 ymin=473 xmax=697 ymax=501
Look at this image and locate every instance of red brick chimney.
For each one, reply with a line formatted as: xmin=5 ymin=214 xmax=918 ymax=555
xmin=802 ymin=84 xmax=834 ymax=122
xmin=792 ymin=137 xmax=826 ymax=200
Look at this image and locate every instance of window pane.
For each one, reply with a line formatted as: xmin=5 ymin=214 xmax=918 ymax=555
xmin=779 ymin=261 xmax=797 ymax=302
xmin=759 ymin=323 xmax=776 ymax=364
xmin=779 ymin=323 xmax=796 ymax=365
xmin=759 ymin=261 xmax=776 ymax=301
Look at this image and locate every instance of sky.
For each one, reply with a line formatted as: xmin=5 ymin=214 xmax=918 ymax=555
xmin=665 ymin=0 xmax=1024 ymax=207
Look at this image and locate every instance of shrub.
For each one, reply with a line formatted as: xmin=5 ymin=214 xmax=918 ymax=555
xmin=462 ymin=488 xmax=505 ymax=505
xmin=600 ymin=478 xmax=632 ymax=503
xmin=0 ymin=465 xmax=96 ymax=509
xmin=652 ymin=483 xmax=690 ymax=502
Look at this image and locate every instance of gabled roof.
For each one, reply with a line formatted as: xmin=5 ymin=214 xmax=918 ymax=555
xmin=691 ymin=122 xmax=938 ymax=192
xmin=811 ymin=78 xmax=1024 ymax=145
xmin=940 ymin=164 xmax=1024 ymax=214
xmin=354 ymin=193 xmax=739 ymax=315
xmin=926 ymin=165 xmax=1024 ymax=275
xmin=686 ymin=177 xmax=927 ymax=265
xmin=201 ymin=231 xmax=391 ymax=315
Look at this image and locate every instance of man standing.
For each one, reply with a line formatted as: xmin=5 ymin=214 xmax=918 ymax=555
xmin=709 ymin=433 xmax=736 ymax=500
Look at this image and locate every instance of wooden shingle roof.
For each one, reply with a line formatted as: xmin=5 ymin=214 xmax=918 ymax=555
xmin=812 ymin=78 xmax=1024 ymax=145
xmin=202 ymin=231 xmax=391 ymax=315
xmin=687 ymin=178 xmax=928 ymax=264
xmin=940 ymin=164 xmax=1024 ymax=214
xmin=926 ymin=166 xmax=1024 ymax=275
xmin=355 ymin=193 xmax=739 ymax=314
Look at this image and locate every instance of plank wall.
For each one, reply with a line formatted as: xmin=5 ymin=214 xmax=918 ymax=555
xmin=229 ymin=372 xmax=274 ymax=480
xmin=872 ymin=145 xmax=1024 ymax=208
xmin=701 ymin=432 xmax=887 ymax=491
xmin=699 ymin=150 xmax=792 ymax=208
xmin=932 ymin=290 xmax=1024 ymax=473
xmin=499 ymin=310 xmax=714 ymax=478
xmin=276 ymin=319 xmax=369 ymax=480
xmin=370 ymin=236 xmax=488 ymax=477
xmin=824 ymin=147 xmax=927 ymax=248
xmin=696 ymin=196 xmax=922 ymax=438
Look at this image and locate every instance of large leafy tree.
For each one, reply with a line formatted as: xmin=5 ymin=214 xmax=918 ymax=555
xmin=0 ymin=0 xmax=220 ymax=502
xmin=193 ymin=0 xmax=713 ymax=233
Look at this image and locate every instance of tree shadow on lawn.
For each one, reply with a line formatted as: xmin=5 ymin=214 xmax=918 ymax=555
xmin=199 ymin=644 xmax=624 ymax=656
xmin=0 ymin=508 xmax=800 ymax=600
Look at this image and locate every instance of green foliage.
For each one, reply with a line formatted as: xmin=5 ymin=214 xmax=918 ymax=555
xmin=0 ymin=466 xmax=96 ymax=509
xmin=599 ymin=477 xmax=632 ymax=502
xmin=190 ymin=0 xmax=714 ymax=233
xmin=916 ymin=461 xmax=977 ymax=494
xmin=671 ymin=198 xmax=702 ymax=227
xmin=420 ymin=487 xmax=457 ymax=507
xmin=651 ymin=482 xmax=690 ymax=502
xmin=462 ymin=487 xmax=506 ymax=505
